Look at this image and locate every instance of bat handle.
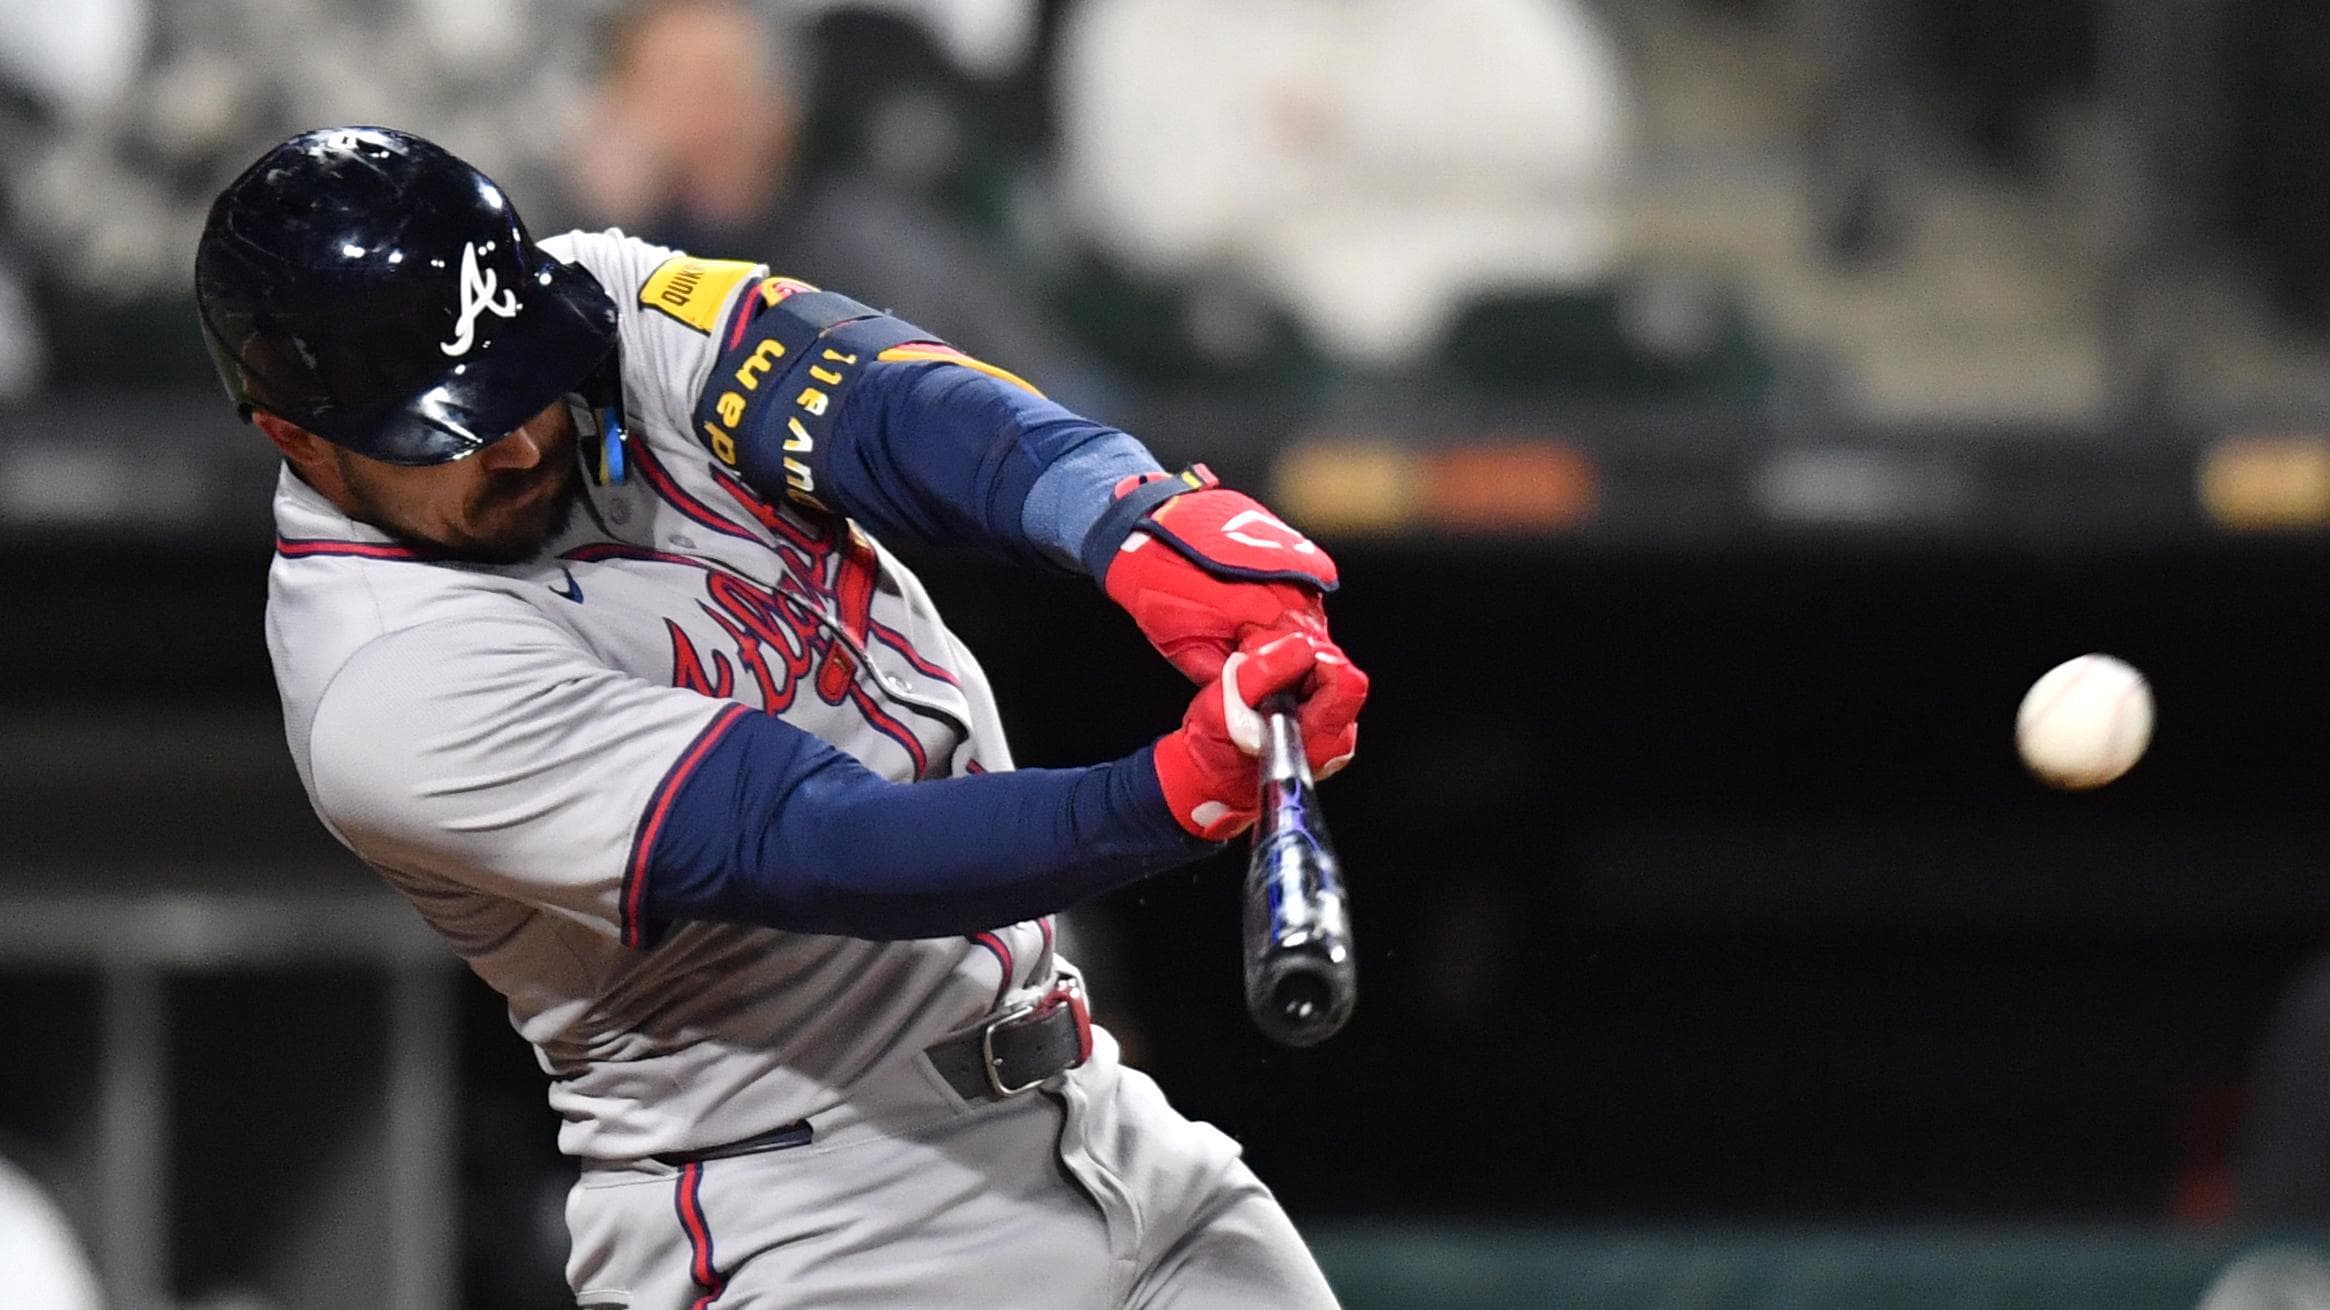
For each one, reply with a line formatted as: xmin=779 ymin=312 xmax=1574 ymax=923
xmin=1243 ymin=695 xmax=1356 ymax=1047
xmin=1258 ymin=694 xmax=1311 ymax=784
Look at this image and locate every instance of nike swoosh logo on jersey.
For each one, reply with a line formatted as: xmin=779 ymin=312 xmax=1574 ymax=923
xmin=549 ymin=566 xmax=584 ymax=603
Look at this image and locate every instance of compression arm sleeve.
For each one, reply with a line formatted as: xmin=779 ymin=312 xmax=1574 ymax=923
xmin=811 ymin=359 xmax=1161 ymax=572
xmin=643 ymin=705 xmax=1207 ymax=941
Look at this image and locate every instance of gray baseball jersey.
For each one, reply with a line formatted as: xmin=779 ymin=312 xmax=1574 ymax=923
xmin=268 ymin=230 xmax=1060 ymax=1163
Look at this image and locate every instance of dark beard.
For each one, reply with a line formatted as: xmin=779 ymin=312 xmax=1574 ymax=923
xmin=443 ymin=478 xmax=581 ymax=564
xmin=337 ymin=453 xmax=583 ymax=565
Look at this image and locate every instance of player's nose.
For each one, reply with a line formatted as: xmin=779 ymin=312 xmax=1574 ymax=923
xmin=476 ymin=425 xmax=546 ymax=471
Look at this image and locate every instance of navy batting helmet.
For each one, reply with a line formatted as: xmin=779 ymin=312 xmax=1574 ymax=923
xmin=194 ymin=126 xmax=620 ymax=466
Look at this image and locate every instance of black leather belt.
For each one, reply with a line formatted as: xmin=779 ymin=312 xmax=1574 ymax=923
xmin=650 ymin=976 xmax=1093 ymax=1167
xmin=925 ymin=974 xmax=1093 ymax=1102
xmin=652 ymin=1120 xmax=813 ymax=1167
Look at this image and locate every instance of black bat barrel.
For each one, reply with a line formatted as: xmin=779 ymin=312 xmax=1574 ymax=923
xmin=1242 ymin=699 xmax=1356 ymax=1047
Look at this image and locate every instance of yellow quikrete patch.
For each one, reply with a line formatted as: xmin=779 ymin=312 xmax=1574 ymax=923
xmin=639 ymin=257 xmax=760 ymax=334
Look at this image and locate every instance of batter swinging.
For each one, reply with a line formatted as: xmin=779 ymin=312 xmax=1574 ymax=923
xmin=193 ymin=127 xmax=1368 ymax=1308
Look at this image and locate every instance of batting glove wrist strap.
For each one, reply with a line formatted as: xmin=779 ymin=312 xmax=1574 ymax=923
xmin=1077 ymin=465 xmax=1213 ymax=582
xmin=1097 ymin=465 xmax=1339 ymax=593
xmin=1097 ymin=467 xmax=1344 ymax=683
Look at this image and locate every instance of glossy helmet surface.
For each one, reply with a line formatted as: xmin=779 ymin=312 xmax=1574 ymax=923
xmin=194 ymin=125 xmax=619 ymax=465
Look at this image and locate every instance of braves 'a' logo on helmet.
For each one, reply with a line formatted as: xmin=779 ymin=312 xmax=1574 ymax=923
xmin=440 ymin=241 xmax=521 ymax=356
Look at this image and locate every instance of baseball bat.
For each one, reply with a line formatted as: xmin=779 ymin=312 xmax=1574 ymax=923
xmin=1242 ymin=693 xmax=1356 ymax=1047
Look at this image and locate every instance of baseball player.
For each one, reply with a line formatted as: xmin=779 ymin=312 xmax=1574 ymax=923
xmin=193 ymin=126 xmax=1366 ymax=1308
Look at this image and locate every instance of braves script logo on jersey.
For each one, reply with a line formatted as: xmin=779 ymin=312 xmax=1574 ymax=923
xmin=660 ymin=509 xmax=877 ymax=713
xmin=570 ymin=453 xmax=880 ymax=717
xmin=439 ymin=241 xmax=521 ymax=356
xmin=659 ymin=522 xmax=942 ymax=776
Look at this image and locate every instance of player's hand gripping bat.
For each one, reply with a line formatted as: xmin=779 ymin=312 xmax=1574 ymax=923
xmin=1243 ymin=693 xmax=1356 ymax=1046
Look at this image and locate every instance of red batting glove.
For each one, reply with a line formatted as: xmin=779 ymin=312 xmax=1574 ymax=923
xmin=1152 ymin=632 xmax=1369 ymax=841
xmin=1099 ymin=469 xmax=1340 ymax=683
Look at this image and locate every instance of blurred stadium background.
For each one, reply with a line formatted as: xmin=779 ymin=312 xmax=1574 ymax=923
xmin=7 ymin=0 xmax=2330 ymax=1305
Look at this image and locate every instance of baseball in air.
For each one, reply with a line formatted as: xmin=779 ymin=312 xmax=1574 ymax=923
xmin=2015 ymin=654 xmax=2154 ymax=789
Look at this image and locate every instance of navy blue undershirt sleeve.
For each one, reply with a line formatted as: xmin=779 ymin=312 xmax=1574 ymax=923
xmin=1022 ymin=432 xmax=1165 ymax=572
xmin=642 ymin=709 xmax=1209 ymax=942
xmin=812 ymin=360 xmax=1160 ymax=573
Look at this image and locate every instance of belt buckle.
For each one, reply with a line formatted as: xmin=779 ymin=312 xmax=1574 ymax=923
xmin=980 ymin=973 xmax=1093 ymax=1098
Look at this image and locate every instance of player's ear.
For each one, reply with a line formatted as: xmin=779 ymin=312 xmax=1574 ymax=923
xmin=250 ymin=410 xmax=361 ymax=501
xmin=250 ymin=410 xmax=344 ymax=482
xmin=251 ymin=410 xmax=326 ymax=460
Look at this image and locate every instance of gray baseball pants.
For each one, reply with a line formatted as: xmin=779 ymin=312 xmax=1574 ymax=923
xmin=563 ymin=1028 xmax=1341 ymax=1308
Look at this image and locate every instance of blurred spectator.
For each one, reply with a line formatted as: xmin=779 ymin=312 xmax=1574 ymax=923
xmin=8 ymin=0 xmax=589 ymax=292
xmin=0 ymin=0 xmax=148 ymax=124
xmin=0 ymin=1153 xmax=103 ymax=1310
xmin=1051 ymin=0 xmax=1632 ymax=373
xmin=558 ymin=0 xmax=1110 ymax=406
xmin=784 ymin=0 xmax=1043 ymax=82
xmin=0 ymin=0 xmax=595 ymax=391
xmin=0 ymin=0 xmax=148 ymax=397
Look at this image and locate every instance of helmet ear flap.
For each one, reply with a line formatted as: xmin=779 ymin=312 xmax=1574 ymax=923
xmin=575 ymin=399 xmax=630 ymax=488
xmin=573 ymin=349 xmax=629 ymax=487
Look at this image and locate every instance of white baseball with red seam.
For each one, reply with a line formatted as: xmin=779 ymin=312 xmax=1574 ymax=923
xmin=2015 ymin=654 xmax=2153 ymax=789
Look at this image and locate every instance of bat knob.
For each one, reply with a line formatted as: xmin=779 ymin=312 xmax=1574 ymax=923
xmin=1275 ymin=971 xmax=1332 ymax=1022
xmin=1245 ymin=940 xmax=1355 ymax=1048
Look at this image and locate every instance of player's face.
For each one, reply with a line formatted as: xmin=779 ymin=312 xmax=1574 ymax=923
xmin=332 ymin=399 xmax=583 ymax=563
